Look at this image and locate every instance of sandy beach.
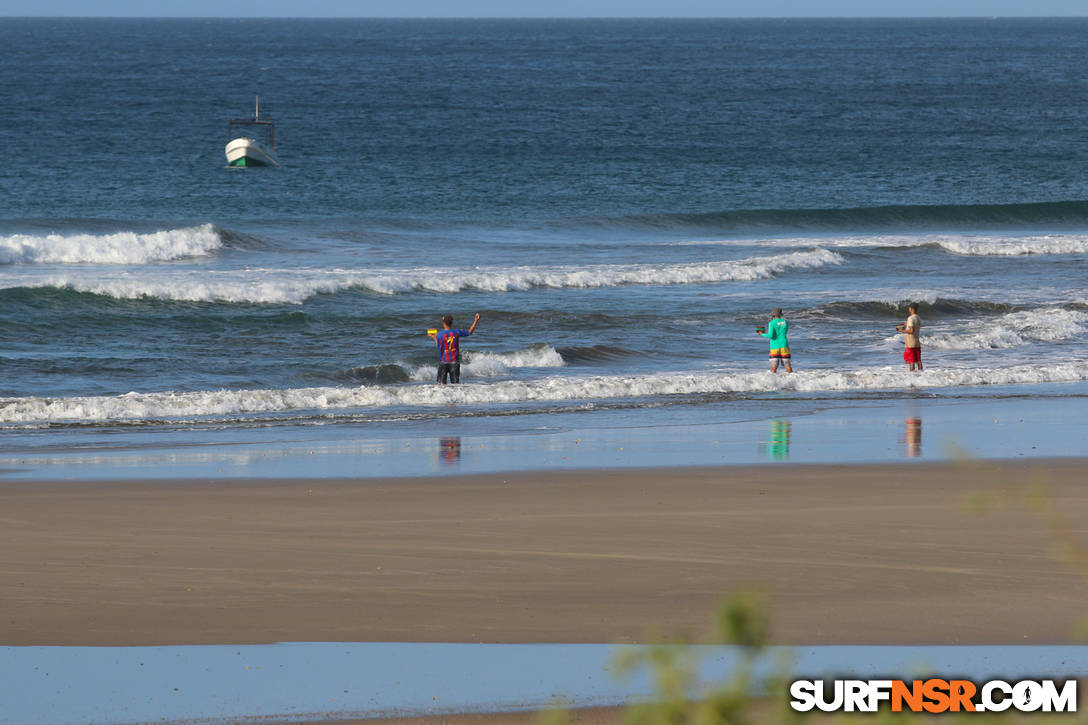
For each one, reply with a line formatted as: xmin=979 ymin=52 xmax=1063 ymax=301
xmin=3 ymin=459 xmax=1087 ymax=648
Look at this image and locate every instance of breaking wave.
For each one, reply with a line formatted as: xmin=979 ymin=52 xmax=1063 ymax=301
xmin=802 ymin=298 xmax=1018 ymax=320
xmin=346 ymin=344 xmax=620 ymax=387
xmin=923 ymin=308 xmax=1088 ymax=350
xmin=673 ymin=232 xmax=1088 ymax=256
xmin=407 ymin=343 xmax=567 ymax=381
xmin=0 ymin=224 xmax=223 ymax=265
xmin=933 ymin=235 xmax=1088 ymax=256
xmin=4 ymin=363 xmax=1086 ymax=426
xmin=1 ymin=249 xmax=843 ymax=303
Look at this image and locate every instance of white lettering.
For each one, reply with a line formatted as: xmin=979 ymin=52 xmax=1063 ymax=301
xmin=1042 ymin=680 xmax=1077 ymax=713
xmin=868 ymin=680 xmax=893 ymax=711
xmin=982 ymin=680 xmax=1013 ymax=712
xmin=817 ymin=680 xmax=844 ymax=712
xmin=845 ymin=680 xmax=868 ymax=712
xmin=789 ymin=680 xmax=817 ymax=712
xmin=790 ymin=677 xmax=1076 ymax=714
xmin=1013 ymin=681 xmax=1044 ymax=712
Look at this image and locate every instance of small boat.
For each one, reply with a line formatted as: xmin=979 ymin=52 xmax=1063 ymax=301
xmin=225 ymin=96 xmax=278 ymax=167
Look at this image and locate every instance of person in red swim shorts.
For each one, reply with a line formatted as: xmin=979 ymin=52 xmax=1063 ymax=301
xmin=896 ymin=302 xmax=923 ymax=372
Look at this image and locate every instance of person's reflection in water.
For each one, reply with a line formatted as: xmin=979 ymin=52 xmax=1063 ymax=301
xmin=439 ymin=437 xmax=462 ymax=466
xmin=759 ymin=419 xmax=791 ymax=461
xmin=904 ymin=417 xmax=922 ymax=458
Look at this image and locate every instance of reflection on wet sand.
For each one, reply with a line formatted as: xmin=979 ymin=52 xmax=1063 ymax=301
xmin=439 ymin=436 xmax=462 ymax=466
xmin=904 ymin=417 xmax=922 ymax=458
xmin=760 ymin=419 xmax=791 ymax=461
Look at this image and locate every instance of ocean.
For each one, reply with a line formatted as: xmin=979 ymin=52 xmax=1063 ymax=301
xmin=2 ymin=17 xmax=1087 ymax=477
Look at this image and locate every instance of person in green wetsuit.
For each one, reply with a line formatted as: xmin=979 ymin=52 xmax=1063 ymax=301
xmin=757 ymin=307 xmax=793 ymax=373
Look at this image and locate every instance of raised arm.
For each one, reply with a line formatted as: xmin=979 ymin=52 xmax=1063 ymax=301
xmin=468 ymin=312 xmax=480 ymax=335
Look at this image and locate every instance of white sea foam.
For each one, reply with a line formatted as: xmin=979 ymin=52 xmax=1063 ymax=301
xmin=0 ymin=224 xmax=222 ymax=265
xmin=671 ymin=233 xmax=1088 ymax=256
xmin=669 ymin=236 xmax=882 ymax=248
xmin=408 ymin=343 xmax=567 ymax=381
xmin=3 ymin=363 xmax=1086 ymax=425
xmin=26 ymin=270 xmax=350 ymax=305
xmin=3 ymin=249 xmax=843 ymax=303
xmin=360 ymin=248 xmax=842 ymax=295
xmin=924 ymin=309 xmax=1088 ymax=350
xmin=418 ymin=249 xmax=844 ymax=292
xmin=935 ymin=236 xmax=1088 ymax=256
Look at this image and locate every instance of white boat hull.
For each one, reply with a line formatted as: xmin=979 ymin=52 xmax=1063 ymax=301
xmin=225 ymin=137 xmax=277 ymax=167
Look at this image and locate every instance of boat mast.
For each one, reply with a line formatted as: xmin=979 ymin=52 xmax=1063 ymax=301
xmin=255 ymin=95 xmax=260 ymax=120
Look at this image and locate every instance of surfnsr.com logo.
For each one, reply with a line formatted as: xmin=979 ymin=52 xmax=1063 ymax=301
xmin=789 ymin=679 xmax=1077 ymax=713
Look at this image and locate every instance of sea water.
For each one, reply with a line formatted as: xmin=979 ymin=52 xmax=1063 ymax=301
xmin=2 ymin=18 xmax=1087 ymax=477
xmin=4 ymin=643 xmax=1087 ymax=723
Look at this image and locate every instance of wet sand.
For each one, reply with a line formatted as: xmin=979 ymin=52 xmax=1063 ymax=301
xmin=2 ymin=460 xmax=1087 ymax=647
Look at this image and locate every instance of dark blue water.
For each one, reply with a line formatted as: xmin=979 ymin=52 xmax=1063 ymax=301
xmin=2 ymin=18 xmax=1088 ymax=440
xmin=5 ymin=17 xmax=1088 ymax=222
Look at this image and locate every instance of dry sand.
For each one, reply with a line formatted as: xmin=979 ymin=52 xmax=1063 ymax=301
xmin=2 ymin=460 xmax=1087 ymax=647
